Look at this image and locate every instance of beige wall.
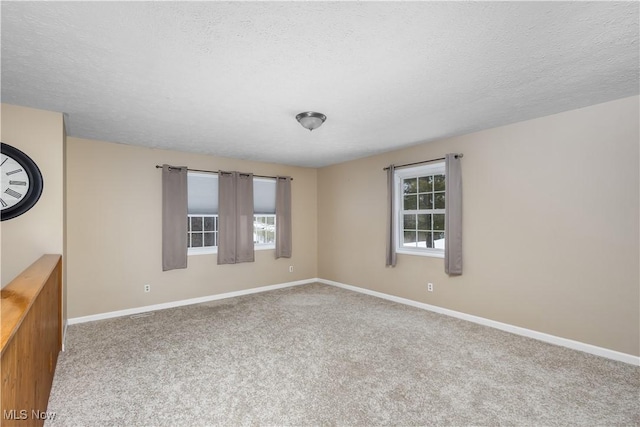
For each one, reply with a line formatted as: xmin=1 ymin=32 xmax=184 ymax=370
xmin=318 ymin=96 xmax=640 ymax=356
xmin=66 ymin=137 xmax=317 ymax=318
xmin=5 ymin=97 xmax=637 ymax=357
xmin=0 ymin=104 xmax=65 ymax=287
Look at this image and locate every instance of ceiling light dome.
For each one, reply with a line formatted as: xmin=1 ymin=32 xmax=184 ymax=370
xmin=296 ymin=112 xmax=326 ymax=131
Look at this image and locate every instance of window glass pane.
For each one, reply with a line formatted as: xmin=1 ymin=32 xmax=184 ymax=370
xmin=403 ymin=231 xmax=417 ymax=246
xmin=434 ymin=192 xmax=445 ymax=209
xmin=191 ymin=216 xmax=203 ymax=232
xmin=418 ymin=194 xmax=433 ymax=210
xmin=204 ymin=216 xmax=214 ymax=231
xmin=418 ymin=231 xmax=433 ymax=248
xmin=204 ymin=232 xmax=214 ymax=247
xmin=187 ymin=234 xmax=192 ymax=248
xmin=253 ymin=215 xmax=276 ymax=245
xmin=417 ymin=231 xmax=429 ymax=248
xmin=403 ymin=214 xmax=416 ymax=230
xmin=403 ymin=195 xmax=417 ymax=210
xmin=434 ymin=174 xmax=445 ymax=191
xmin=434 ymin=232 xmax=445 ymax=249
xmin=192 ymin=233 xmax=203 ymax=247
xmin=403 ymin=178 xmax=417 ymax=194
xmin=417 ymin=214 xmax=430 ymax=230
xmin=187 ymin=218 xmax=191 ymax=231
xmin=418 ymin=176 xmax=433 ymax=193
xmin=433 ymin=214 xmax=445 ymax=231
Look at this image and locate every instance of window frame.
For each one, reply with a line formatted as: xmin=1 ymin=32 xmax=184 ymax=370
xmin=187 ymin=214 xmax=277 ymax=256
xmin=187 ymin=214 xmax=219 ymax=256
xmin=253 ymin=214 xmax=276 ymax=250
xmin=394 ymin=162 xmax=446 ymax=258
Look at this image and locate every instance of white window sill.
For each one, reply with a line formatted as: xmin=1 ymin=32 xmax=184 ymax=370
xmin=396 ymin=248 xmax=445 ymax=259
xmin=188 ymin=245 xmax=275 ymax=256
xmin=188 ymin=247 xmax=215 ymax=256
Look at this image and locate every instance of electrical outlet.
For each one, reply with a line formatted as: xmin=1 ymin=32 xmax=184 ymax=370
xmin=289 ymin=266 xmax=294 ymax=273
xmin=427 ymin=283 xmax=433 ymax=292
xmin=144 ymin=284 xmax=151 ymax=293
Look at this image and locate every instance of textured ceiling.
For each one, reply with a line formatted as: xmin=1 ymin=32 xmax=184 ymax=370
xmin=1 ymin=2 xmax=638 ymax=168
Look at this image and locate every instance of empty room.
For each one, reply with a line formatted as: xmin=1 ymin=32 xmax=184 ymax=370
xmin=1 ymin=1 xmax=638 ymax=426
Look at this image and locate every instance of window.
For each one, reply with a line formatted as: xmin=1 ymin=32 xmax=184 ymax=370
xmin=188 ymin=214 xmax=218 ymax=252
xmin=395 ymin=162 xmax=445 ymax=258
xmin=252 ymin=178 xmax=277 ymax=248
xmin=187 ymin=172 xmax=276 ymax=255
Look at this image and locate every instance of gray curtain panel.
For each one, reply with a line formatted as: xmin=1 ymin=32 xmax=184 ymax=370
xmin=217 ymin=171 xmax=255 ymax=265
xmin=217 ymin=171 xmax=237 ymax=265
xmin=445 ymin=154 xmax=463 ymax=275
xmin=162 ymin=164 xmax=188 ymax=271
xmin=385 ymin=165 xmax=397 ymax=267
xmin=275 ymin=176 xmax=292 ymax=259
xmin=236 ymin=173 xmax=255 ymax=263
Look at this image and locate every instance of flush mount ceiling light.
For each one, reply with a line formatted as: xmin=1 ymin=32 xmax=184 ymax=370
xmin=296 ymin=112 xmax=326 ymax=131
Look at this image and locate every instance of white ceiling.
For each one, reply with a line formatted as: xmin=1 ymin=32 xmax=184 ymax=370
xmin=1 ymin=2 xmax=638 ymax=168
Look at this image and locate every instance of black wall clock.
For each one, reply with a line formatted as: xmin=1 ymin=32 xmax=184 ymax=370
xmin=1 ymin=142 xmax=44 ymax=221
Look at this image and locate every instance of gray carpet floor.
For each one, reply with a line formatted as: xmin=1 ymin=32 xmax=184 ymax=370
xmin=46 ymin=283 xmax=639 ymax=426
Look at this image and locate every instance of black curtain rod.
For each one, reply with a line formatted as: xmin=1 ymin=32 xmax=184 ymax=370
xmin=382 ymin=153 xmax=463 ymax=171
xmin=155 ymin=165 xmax=292 ymax=181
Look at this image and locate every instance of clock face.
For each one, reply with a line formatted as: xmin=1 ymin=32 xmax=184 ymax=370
xmin=0 ymin=143 xmax=43 ymax=221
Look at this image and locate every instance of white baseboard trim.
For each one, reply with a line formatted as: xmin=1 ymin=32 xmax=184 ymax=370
xmin=317 ymin=278 xmax=640 ymax=366
xmin=67 ymin=278 xmax=316 ymax=325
